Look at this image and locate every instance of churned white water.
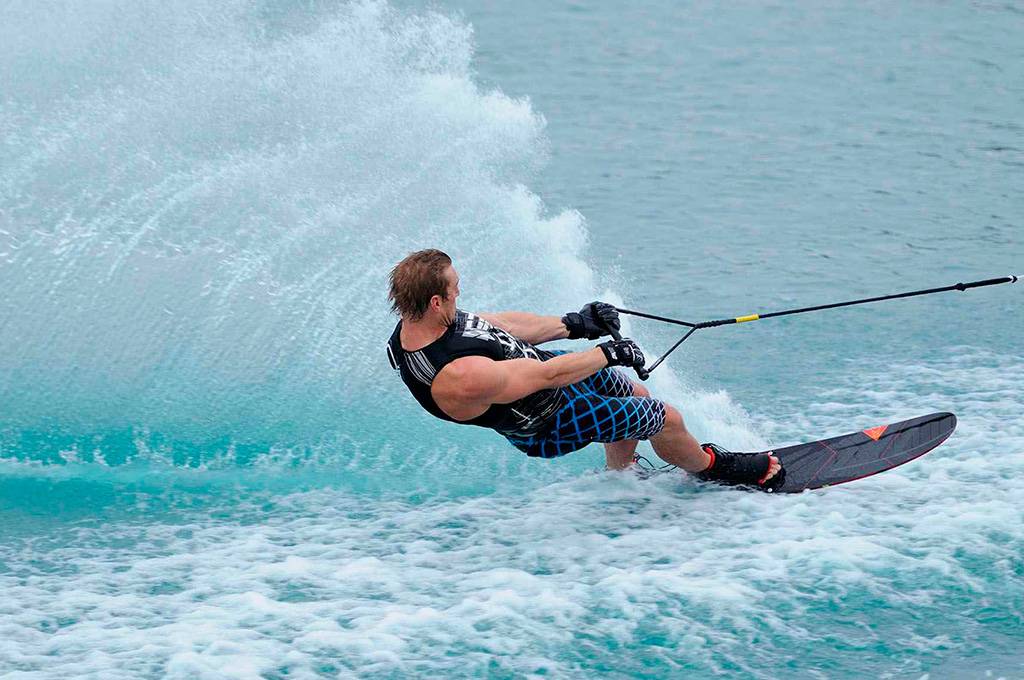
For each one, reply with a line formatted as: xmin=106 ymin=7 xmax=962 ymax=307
xmin=1 ymin=0 xmax=1022 ymax=678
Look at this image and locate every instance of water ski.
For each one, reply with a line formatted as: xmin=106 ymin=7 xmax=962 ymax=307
xmin=769 ymin=412 xmax=956 ymax=492
xmin=634 ymin=412 xmax=957 ymax=492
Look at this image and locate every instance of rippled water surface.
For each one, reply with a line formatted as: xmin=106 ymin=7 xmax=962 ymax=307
xmin=1 ymin=1 xmax=1022 ymax=677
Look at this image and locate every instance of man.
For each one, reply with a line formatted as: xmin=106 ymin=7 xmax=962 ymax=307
xmin=386 ymin=249 xmax=782 ymax=489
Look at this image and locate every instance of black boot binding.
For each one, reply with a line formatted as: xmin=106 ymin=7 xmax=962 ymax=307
xmin=697 ymin=443 xmax=786 ymax=492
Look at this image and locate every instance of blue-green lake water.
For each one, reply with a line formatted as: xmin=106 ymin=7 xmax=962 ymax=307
xmin=1 ymin=1 xmax=1022 ymax=677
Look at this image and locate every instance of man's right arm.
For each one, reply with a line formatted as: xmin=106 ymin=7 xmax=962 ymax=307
xmin=432 ymin=340 xmax=645 ymax=421
xmin=435 ymin=350 xmax=608 ymax=416
xmin=464 ymin=350 xmax=609 ymax=404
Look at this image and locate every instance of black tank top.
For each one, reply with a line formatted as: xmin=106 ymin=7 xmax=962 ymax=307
xmin=386 ymin=310 xmax=565 ymax=437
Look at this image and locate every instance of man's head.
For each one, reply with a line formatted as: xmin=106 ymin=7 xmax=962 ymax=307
xmin=388 ymin=249 xmax=459 ymax=323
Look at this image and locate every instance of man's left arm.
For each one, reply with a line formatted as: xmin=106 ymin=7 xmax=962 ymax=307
xmin=479 ymin=302 xmax=621 ymax=345
xmin=477 ymin=312 xmax=569 ymax=345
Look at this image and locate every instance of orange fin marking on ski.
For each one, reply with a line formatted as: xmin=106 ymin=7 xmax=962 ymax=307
xmin=862 ymin=425 xmax=888 ymax=441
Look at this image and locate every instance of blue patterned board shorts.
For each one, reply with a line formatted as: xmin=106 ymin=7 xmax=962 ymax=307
xmin=505 ymin=361 xmax=667 ymax=459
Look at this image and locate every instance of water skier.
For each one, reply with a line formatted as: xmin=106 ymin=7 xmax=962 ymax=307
xmin=386 ymin=249 xmax=783 ymax=489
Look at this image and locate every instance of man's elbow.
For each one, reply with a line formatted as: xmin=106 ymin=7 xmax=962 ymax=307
xmin=497 ymin=364 xmax=557 ymax=403
xmin=537 ymin=361 xmax=562 ymax=389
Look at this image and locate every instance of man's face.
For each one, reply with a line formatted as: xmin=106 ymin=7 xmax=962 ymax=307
xmin=436 ymin=265 xmax=460 ymax=322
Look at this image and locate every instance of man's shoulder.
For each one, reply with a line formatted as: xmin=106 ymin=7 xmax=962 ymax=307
xmin=455 ymin=309 xmax=496 ymax=338
xmin=433 ymin=354 xmax=499 ymax=399
xmin=439 ymin=353 xmax=494 ymax=378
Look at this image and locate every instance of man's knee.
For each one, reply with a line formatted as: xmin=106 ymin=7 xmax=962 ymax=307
xmin=661 ymin=404 xmax=686 ymax=433
xmin=632 ymin=382 xmax=651 ymax=398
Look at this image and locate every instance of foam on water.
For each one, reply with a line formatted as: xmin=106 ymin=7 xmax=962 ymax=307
xmin=1 ymin=0 xmax=584 ymax=466
xmin=2 ymin=0 xmax=1023 ymax=677
xmin=2 ymin=348 xmax=1022 ymax=678
xmin=0 ymin=0 xmax=755 ymax=493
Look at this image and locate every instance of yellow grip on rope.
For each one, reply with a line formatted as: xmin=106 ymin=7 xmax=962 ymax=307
xmin=735 ymin=314 xmax=760 ymax=323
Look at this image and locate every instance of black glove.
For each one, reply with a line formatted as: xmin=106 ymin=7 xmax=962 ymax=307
xmin=562 ymin=301 xmax=621 ymax=340
xmin=598 ymin=338 xmax=645 ymax=369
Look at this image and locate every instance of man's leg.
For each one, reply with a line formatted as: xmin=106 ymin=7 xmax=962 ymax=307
xmin=552 ymin=372 xmax=779 ymax=481
xmin=604 ymin=440 xmax=638 ymax=470
xmin=648 ymin=405 xmax=712 ymax=472
xmin=650 ymin=404 xmax=782 ymax=479
xmin=604 ymin=380 xmax=648 ymax=469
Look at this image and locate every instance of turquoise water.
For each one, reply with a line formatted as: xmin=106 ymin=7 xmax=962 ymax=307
xmin=1 ymin=1 xmax=1022 ymax=677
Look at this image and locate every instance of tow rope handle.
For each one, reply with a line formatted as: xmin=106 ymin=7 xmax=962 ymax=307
xmin=616 ymin=275 xmax=1019 ymax=378
xmin=604 ymin=323 xmax=650 ymax=381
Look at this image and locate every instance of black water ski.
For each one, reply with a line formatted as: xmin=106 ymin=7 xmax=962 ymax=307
xmin=771 ymin=412 xmax=956 ymax=493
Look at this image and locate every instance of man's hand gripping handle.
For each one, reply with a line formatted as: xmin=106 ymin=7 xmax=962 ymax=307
xmin=602 ymin=324 xmax=650 ymax=381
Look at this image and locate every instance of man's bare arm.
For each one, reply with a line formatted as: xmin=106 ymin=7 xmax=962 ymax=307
xmin=477 ymin=311 xmax=569 ymax=345
xmin=433 ymin=350 xmax=607 ymax=420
